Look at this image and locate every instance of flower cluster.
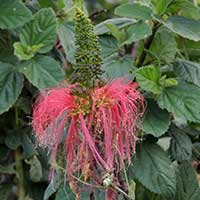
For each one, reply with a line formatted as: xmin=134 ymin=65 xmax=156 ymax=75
xmin=32 ymin=79 xmax=144 ymax=197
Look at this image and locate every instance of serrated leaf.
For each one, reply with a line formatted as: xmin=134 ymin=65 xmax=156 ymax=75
xmin=174 ymin=60 xmax=200 ymax=87
xmin=0 ymin=0 xmax=32 ymax=29
xmin=155 ymin=15 xmax=200 ymax=41
xmin=58 ymin=21 xmax=76 ymax=64
xmin=157 ymin=82 xmax=200 ymax=122
xmin=102 ymin=55 xmax=134 ymax=79
xmin=122 ymin=22 xmax=152 ymax=45
xmin=147 ymin=28 xmax=177 ymax=64
xmin=169 ymin=126 xmax=192 ymax=162
xmin=176 ymin=161 xmax=200 ymax=200
xmin=99 ymin=35 xmax=118 ymax=58
xmin=167 ymin=0 xmax=200 ymax=20
xmin=131 ymin=142 xmax=176 ymax=198
xmin=19 ymin=8 xmax=57 ymax=54
xmin=30 ymin=156 xmax=43 ymax=182
xmin=115 ymin=3 xmax=153 ymax=20
xmin=135 ymin=65 xmax=162 ymax=94
xmin=18 ymin=56 xmax=65 ymax=90
xmin=0 ymin=62 xmax=24 ymax=114
xmin=0 ymin=184 xmax=13 ymax=200
xmin=152 ymin=0 xmax=173 ymax=14
xmin=142 ymin=100 xmax=170 ymax=137
xmin=94 ymin=18 xmax=137 ymax=35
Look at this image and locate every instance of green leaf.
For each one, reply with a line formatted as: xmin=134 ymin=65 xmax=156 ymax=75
xmin=155 ymin=15 xmax=200 ymax=41
xmin=142 ymin=100 xmax=170 ymax=137
xmin=115 ymin=3 xmax=153 ymax=20
xmin=30 ymin=156 xmax=43 ymax=182
xmin=131 ymin=141 xmax=176 ymax=198
xmin=55 ymin=184 xmax=75 ymax=200
xmin=99 ymin=35 xmax=118 ymax=58
xmin=135 ymin=65 xmax=162 ymax=94
xmin=169 ymin=126 xmax=192 ymax=162
xmin=147 ymin=28 xmax=177 ymax=64
xmin=102 ymin=55 xmax=134 ymax=79
xmin=14 ymin=42 xmax=44 ymax=61
xmin=0 ymin=184 xmax=13 ymax=200
xmin=176 ymin=161 xmax=200 ymax=200
xmin=0 ymin=0 xmax=32 ymax=29
xmin=94 ymin=18 xmax=137 ymax=35
xmin=5 ymin=131 xmax=21 ymax=150
xmin=174 ymin=60 xmax=200 ymax=87
xmin=19 ymin=8 xmax=57 ymax=54
xmin=18 ymin=56 xmax=65 ymax=90
xmin=152 ymin=0 xmax=173 ymax=14
xmin=122 ymin=22 xmax=152 ymax=45
xmin=21 ymin=132 xmax=35 ymax=158
xmin=0 ymin=164 xmax=16 ymax=175
xmin=157 ymin=82 xmax=200 ymax=122
xmin=167 ymin=0 xmax=200 ymax=20
xmin=44 ymin=171 xmax=62 ymax=200
xmin=0 ymin=62 xmax=23 ymax=114
xmin=58 ymin=21 xmax=76 ymax=64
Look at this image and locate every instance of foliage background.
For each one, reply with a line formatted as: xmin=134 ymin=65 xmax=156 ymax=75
xmin=0 ymin=0 xmax=200 ymax=199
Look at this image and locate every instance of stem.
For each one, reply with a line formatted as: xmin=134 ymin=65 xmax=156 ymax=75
xmin=136 ymin=22 xmax=160 ymax=67
xmin=15 ymin=107 xmax=25 ymax=200
xmin=15 ymin=149 xmax=25 ymax=200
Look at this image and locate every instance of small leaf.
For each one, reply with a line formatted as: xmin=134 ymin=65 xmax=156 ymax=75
xmin=169 ymin=126 xmax=192 ymax=162
xmin=0 ymin=164 xmax=16 ymax=175
xmin=157 ymin=82 xmax=200 ymax=122
xmin=30 ymin=156 xmax=43 ymax=182
xmin=176 ymin=161 xmax=200 ymax=200
xmin=102 ymin=55 xmax=134 ymax=79
xmin=142 ymin=100 xmax=170 ymax=137
xmin=14 ymin=42 xmax=44 ymax=61
xmin=131 ymin=141 xmax=176 ymax=198
xmin=135 ymin=65 xmax=162 ymax=94
xmin=115 ymin=3 xmax=153 ymax=20
xmin=152 ymin=0 xmax=173 ymax=14
xmin=18 ymin=56 xmax=65 ymax=90
xmin=147 ymin=28 xmax=177 ymax=64
xmin=94 ymin=18 xmax=137 ymax=35
xmin=122 ymin=22 xmax=152 ymax=45
xmin=174 ymin=59 xmax=200 ymax=87
xmin=19 ymin=8 xmax=57 ymax=54
xmin=155 ymin=15 xmax=200 ymax=41
xmin=0 ymin=0 xmax=32 ymax=29
xmin=5 ymin=131 xmax=21 ymax=150
xmin=0 ymin=62 xmax=24 ymax=114
xmin=58 ymin=21 xmax=76 ymax=64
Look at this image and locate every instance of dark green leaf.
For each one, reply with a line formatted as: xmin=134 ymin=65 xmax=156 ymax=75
xmin=0 ymin=184 xmax=13 ymax=200
xmin=142 ymin=100 xmax=170 ymax=137
xmin=0 ymin=164 xmax=16 ymax=174
xmin=0 ymin=0 xmax=32 ymax=29
xmin=155 ymin=15 xmax=200 ymax=41
xmin=122 ymin=22 xmax=152 ymax=45
xmin=19 ymin=8 xmax=57 ymax=54
xmin=0 ymin=62 xmax=23 ymax=114
xmin=131 ymin=141 xmax=176 ymax=198
xmin=18 ymin=56 xmax=65 ymax=90
xmin=176 ymin=161 xmax=200 ymax=200
xmin=115 ymin=3 xmax=153 ymax=20
xmin=147 ymin=28 xmax=177 ymax=64
xmin=102 ymin=55 xmax=134 ymax=79
xmin=169 ymin=126 xmax=192 ymax=161
xmin=174 ymin=60 xmax=200 ymax=87
xmin=5 ymin=131 xmax=21 ymax=150
xmin=58 ymin=21 xmax=76 ymax=64
xmin=94 ymin=18 xmax=137 ymax=35
xmin=30 ymin=156 xmax=43 ymax=182
xmin=157 ymin=82 xmax=200 ymax=122
xmin=152 ymin=0 xmax=173 ymax=14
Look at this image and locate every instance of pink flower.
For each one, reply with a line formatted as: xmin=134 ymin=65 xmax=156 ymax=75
xmin=32 ymin=78 xmax=145 ymax=197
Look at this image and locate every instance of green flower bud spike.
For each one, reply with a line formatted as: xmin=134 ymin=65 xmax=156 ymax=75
xmin=72 ymin=8 xmax=103 ymax=87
